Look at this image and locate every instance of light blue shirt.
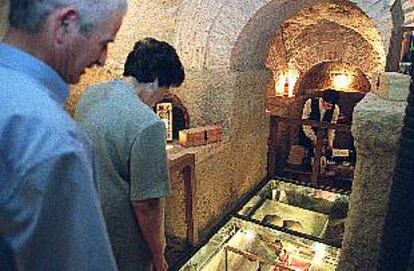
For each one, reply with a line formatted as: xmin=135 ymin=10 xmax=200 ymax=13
xmin=0 ymin=43 xmax=117 ymax=270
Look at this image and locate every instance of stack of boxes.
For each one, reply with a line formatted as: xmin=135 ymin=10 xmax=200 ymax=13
xmin=179 ymin=125 xmax=222 ymax=147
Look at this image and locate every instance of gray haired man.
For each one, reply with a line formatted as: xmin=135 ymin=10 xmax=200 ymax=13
xmin=0 ymin=0 xmax=127 ymax=270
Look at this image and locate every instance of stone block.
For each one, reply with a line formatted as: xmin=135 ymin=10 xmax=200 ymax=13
xmin=179 ymin=125 xmax=223 ymax=147
xmin=205 ymin=125 xmax=222 ymax=144
xmin=179 ymin=127 xmax=207 ymax=147
xmin=338 ymin=90 xmax=407 ymax=269
xmin=373 ymin=72 xmax=411 ymax=102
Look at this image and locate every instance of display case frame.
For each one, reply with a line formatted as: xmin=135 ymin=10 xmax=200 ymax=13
xmin=172 ymin=177 xmax=350 ymax=270
xmin=179 ymin=217 xmax=341 ymax=271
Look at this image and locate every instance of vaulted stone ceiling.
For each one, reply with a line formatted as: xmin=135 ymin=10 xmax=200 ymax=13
xmin=176 ymin=0 xmax=394 ymax=72
xmin=266 ymin=0 xmax=386 ymax=94
xmin=296 ymin=61 xmax=372 ymax=93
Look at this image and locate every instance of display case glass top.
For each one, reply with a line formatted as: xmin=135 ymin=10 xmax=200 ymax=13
xmin=178 ymin=179 xmax=349 ymax=270
xmin=238 ymin=179 xmax=349 ymax=245
xmin=180 ymin=217 xmax=340 ymax=271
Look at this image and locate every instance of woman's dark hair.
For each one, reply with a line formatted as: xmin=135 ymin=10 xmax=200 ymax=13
xmin=123 ymin=37 xmax=185 ymax=88
xmin=322 ymin=88 xmax=339 ymax=105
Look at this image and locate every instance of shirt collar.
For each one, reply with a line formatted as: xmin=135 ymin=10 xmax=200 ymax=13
xmin=319 ymin=98 xmax=325 ymax=114
xmin=0 ymin=42 xmax=69 ymax=106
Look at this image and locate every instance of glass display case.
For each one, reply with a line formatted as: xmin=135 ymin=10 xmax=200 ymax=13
xmin=178 ymin=179 xmax=349 ymax=270
xmin=238 ymin=180 xmax=349 ymax=245
xmin=179 ymin=217 xmax=340 ymax=271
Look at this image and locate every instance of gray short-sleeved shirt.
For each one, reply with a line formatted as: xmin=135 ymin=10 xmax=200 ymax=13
xmin=75 ymin=80 xmax=170 ymax=271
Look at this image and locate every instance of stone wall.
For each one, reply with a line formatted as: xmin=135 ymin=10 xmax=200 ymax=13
xmin=2 ymin=0 xmax=414 ymax=248
xmin=338 ymin=72 xmax=410 ymax=269
xmin=177 ymin=0 xmax=394 ymax=73
xmin=67 ymin=0 xmax=181 ymax=115
xmin=0 ymin=0 xmax=8 ymax=40
xmin=266 ymin=1 xmax=386 ymax=94
xmin=296 ymin=62 xmax=372 ymax=94
xmin=170 ymin=69 xmax=271 ymax=237
xmin=402 ymin=0 xmax=414 ymax=26
xmin=65 ymin=0 xmax=406 ymax=240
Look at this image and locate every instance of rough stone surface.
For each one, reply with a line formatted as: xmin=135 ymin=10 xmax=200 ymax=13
xmin=67 ymin=0 xmax=180 ymax=115
xmin=165 ymin=169 xmax=187 ymax=239
xmin=63 ymin=0 xmax=410 ymax=242
xmin=177 ymin=0 xmax=394 ymax=73
xmin=2 ymin=0 xmax=414 ymax=257
xmin=338 ymin=88 xmax=408 ymax=269
xmin=0 ymin=0 xmax=8 ymax=40
xmin=295 ymin=62 xmax=372 ymax=94
xmin=266 ymin=1 xmax=387 ymax=93
xmin=403 ymin=0 xmax=414 ymax=26
xmin=374 ymin=72 xmax=411 ymax=101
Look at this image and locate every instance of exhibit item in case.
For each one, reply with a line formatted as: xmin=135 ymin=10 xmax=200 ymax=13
xmin=238 ymin=179 xmax=349 ymax=244
xmin=179 ymin=217 xmax=340 ymax=271
xmin=178 ymin=179 xmax=349 ymax=271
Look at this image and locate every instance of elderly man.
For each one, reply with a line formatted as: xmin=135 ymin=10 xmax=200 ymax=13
xmin=75 ymin=38 xmax=185 ymax=271
xmin=0 ymin=0 xmax=127 ymax=270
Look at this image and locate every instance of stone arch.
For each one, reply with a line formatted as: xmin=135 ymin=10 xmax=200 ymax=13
xmin=176 ymin=0 xmax=389 ymax=73
xmin=296 ymin=61 xmax=372 ymax=95
xmin=170 ymin=0 xmax=399 ymax=235
xmin=265 ymin=13 xmax=381 ymax=98
xmin=232 ymin=0 xmax=386 ymax=75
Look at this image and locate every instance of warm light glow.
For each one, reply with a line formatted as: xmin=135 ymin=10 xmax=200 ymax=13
xmin=332 ymin=74 xmax=352 ymax=90
xmin=274 ymin=67 xmax=298 ymax=97
xmin=287 ymin=68 xmax=298 ymax=97
xmin=245 ymin=230 xmax=256 ymax=243
xmin=274 ymin=75 xmax=286 ymax=96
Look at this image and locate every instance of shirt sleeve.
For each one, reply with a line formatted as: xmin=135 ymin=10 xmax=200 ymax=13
xmin=129 ymin=120 xmax=170 ymax=202
xmin=302 ymin=99 xmax=316 ymax=143
xmin=0 ymin=150 xmax=117 ymax=271
xmin=328 ymin=105 xmax=340 ymax=147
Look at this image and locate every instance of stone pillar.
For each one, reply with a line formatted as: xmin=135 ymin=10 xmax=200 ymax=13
xmin=338 ymin=72 xmax=410 ymax=270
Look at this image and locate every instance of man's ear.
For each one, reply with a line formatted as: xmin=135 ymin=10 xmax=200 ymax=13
xmin=51 ymin=7 xmax=80 ymax=44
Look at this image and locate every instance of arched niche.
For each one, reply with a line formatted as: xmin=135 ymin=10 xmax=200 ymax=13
xmin=175 ymin=0 xmax=388 ymax=72
xmin=156 ymin=92 xmax=190 ymax=140
xmin=296 ymin=61 xmax=371 ymax=95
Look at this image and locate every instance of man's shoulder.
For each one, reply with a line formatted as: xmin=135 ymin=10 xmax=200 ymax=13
xmin=0 ymin=67 xmax=43 ymax=101
xmin=0 ymin=97 xmax=89 ymax=172
xmin=77 ymin=80 xmax=141 ymax=117
xmin=81 ymin=80 xmax=134 ymax=104
xmin=77 ymin=81 xmax=159 ymax=130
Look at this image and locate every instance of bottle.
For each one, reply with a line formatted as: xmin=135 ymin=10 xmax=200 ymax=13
xmin=320 ymin=156 xmax=327 ymax=174
xmin=320 ymin=145 xmax=327 ymax=174
xmin=284 ymin=77 xmax=289 ymax=95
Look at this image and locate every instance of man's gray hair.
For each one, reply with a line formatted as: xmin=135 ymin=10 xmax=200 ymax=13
xmin=9 ymin=0 xmax=128 ymax=34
